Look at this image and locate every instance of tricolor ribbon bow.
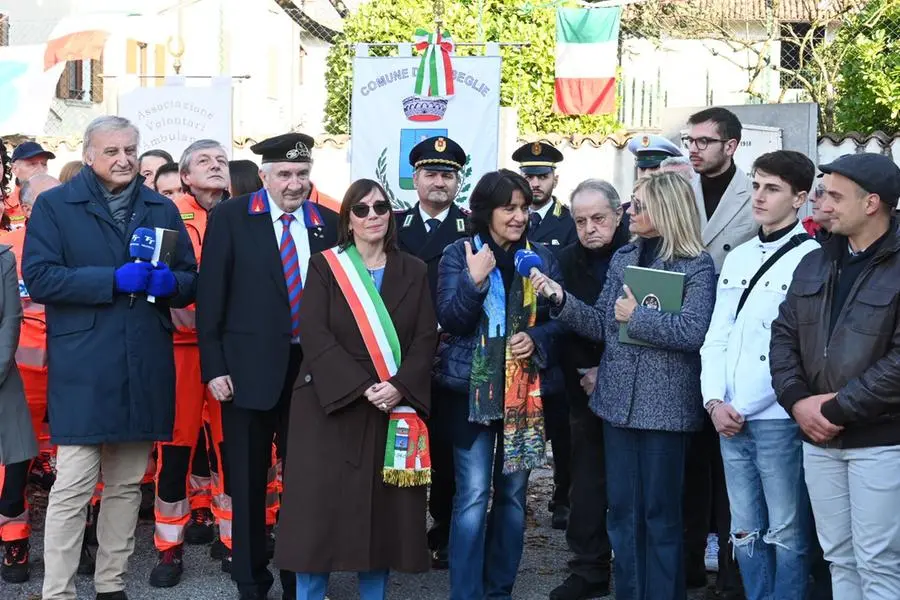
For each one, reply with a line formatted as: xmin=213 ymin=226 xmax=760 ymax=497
xmin=413 ymin=28 xmax=455 ymax=98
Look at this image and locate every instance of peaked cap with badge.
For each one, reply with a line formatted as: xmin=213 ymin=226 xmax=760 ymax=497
xmin=409 ymin=136 xmax=467 ymax=172
xmin=250 ymin=132 xmax=315 ymax=164
xmin=512 ymin=141 xmax=564 ymax=175
xmin=626 ymin=134 xmax=682 ymax=170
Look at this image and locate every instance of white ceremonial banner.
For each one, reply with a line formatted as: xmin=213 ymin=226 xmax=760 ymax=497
xmin=118 ymin=77 xmax=233 ymax=160
xmin=350 ymin=55 xmax=501 ymax=209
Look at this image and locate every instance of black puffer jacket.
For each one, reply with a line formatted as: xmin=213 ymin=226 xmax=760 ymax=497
xmin=770 ymin=222 xmax=900 ymax=449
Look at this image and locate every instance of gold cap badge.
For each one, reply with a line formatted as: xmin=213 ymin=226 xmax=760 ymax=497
xmin=435 ymin=137 xmax=447 ymax=152
xmin=641 ymin=136 xmax=650 ymax=148
xmin=531 ymin=142 xmax=542 ymax=155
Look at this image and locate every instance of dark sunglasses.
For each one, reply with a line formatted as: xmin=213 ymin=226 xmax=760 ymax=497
xmin=350 ymin=201 xmax=391 ymax=218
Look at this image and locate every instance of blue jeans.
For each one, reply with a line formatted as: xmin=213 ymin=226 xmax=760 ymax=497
xmin=296 ymin=571 xmax=388 ymax=600
xmin=449 ymin=398 xmax=530 ymax=600
xmin=604 ymin=423 xmax=687 ymax=600
xmin=721 ymin=419 xmax=810 ymax=600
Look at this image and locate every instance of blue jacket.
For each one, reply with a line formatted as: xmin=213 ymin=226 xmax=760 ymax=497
xmin=434 ymin=238 xmax=565 ymax=397
xmin=22 ymin=169 xmax=197 ymax=444
xmin=554 ymin=241 xmax=716 ymax=432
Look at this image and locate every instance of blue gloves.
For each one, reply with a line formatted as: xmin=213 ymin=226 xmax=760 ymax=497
xmin=147 ymin=263 xmax=178 ymax=298
xmin=115 ymin=262 xmax=152 ymax=294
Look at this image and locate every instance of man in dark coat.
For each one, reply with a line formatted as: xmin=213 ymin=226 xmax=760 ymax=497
xmin=196 ymin=132 xmax=338 ymax=600
xmin=22 ymin=115 xmax=198 ymax=600
xmin=394 ymin=135 xmax=468 ymax=569
xmin=513 ymin=140 xmax=575 ymax=528
xmin=550 ymin=179 xmax=629 ymax=600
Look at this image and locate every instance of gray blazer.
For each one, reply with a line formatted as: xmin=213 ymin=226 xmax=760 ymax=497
xmin=0 ymin=244 xmax=36 ymax=465
xmin=692 ymin=165 xmax=756 ymax=273
xmin=554 ymin=240 xmax=716 ymax=433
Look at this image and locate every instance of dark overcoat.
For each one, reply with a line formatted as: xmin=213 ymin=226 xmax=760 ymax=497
xmin=274 ymin=249 xmax=438 ymax=574
xmin=21 ymin=170 xmax=197 ymax=445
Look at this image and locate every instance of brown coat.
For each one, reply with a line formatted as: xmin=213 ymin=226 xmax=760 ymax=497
xmin=274 ymin=249 xmax=438 ymax=574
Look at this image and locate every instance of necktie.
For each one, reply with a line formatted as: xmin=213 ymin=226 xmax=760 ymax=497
xmin=425 ymin=218 xmax=441 ymax=235
xmin=528 ymin=212 xmax=542 ymax=234
xmin=279 ymin=214 xmax=302 ymax=338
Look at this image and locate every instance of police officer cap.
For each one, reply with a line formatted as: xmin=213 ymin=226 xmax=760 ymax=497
xmin=250 ymin=133 xmax=315 ymax=164
xmin=512 ymin=141 xmax=564 ymax=175
xmin=409 ymin=136 xmax=467 ymax=172
xmin=627 ymin=134 xmax=682 ymax=169
xmin=819 ymin=153 xmax=900 ymax=207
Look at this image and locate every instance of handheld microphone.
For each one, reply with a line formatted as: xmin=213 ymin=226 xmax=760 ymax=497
xmin=128 ymin=227 xmax=156 ymax=308
xmin=514 ymin=249 xmax=558 ymax=304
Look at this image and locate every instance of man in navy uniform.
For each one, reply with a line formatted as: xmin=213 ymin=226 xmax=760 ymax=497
xmin=513 ymin=141 xmax=577 ymax=255
xmin=513 ymin=141 xmax=573 ymax=529
xmin=395 ymin=135 xmax=469 ymax=570
xmin=626 ymin=133 xmax=683 ymax=177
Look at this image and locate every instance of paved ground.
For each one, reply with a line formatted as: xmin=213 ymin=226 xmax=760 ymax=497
xmin=1 ymin=467 xmax=714 ymax=599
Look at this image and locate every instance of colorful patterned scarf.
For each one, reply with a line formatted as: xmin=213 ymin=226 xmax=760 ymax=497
xmin=321 ymin=245 xmax=431 ymax=487
xmin=468 ymin=235 xmax=545 ymax=474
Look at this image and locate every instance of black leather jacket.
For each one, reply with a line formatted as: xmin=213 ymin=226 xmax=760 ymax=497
xmin=770 ymin=222 xmax=900 ymax=448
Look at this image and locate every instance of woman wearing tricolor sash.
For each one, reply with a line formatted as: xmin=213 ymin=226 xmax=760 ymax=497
xmin=274 ymin=179 xmax=437 ymax=600
xmin=435 ymin=170 xmax=564 ymax=600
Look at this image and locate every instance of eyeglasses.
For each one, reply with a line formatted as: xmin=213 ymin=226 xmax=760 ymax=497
xmin=350 ymin=201 xmax=392 ymax=218
xmin=630 ymin=195 xmax=645 ymax=214
xmin=812 ymin=184 xmax=826 ymax=201
xmin=681 ymin=136 xmax=729 ymax=151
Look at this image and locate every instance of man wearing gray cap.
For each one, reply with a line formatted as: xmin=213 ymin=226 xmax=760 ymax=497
xmin=770 ymin=152 xmax=900 ymax=600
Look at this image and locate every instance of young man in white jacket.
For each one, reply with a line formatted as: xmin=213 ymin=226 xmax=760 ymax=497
xmin=700 ymin=150 xmax=820 ymax=600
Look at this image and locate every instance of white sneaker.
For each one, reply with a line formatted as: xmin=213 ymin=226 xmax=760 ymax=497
xmin=704 ymin=534 xmax=719 ymax=572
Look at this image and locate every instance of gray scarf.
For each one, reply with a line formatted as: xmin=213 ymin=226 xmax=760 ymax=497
xmin=99 ymin=176 xmax=139 ymax=233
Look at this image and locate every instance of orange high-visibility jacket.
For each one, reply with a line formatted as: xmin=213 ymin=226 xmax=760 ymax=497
xmin=171 ymin=194 xmax=208 ymax=346
xmin=0 ymin=227 xmax=46 ymax=371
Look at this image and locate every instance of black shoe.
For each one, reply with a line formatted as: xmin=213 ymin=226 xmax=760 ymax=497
xmin=85 ymin=502 xmax=100 ymax=546
xmin=549 ymin=574 xmax=611 ymax=600
xmin=138 ymin=482 xmax=155 ymax=521
xmin=705 ymin=586 xmax=746 ymax=600
xmin=266 ymin=525 xmax=276 ymax=559
xmin=77 ymin=538 xmax=96 ymax=575
xmin=96 ymin=592 xmax=128 ymax=600
xmin=431 ymin=545 xmax=449 ymax=570
xmin=184 ymin=507 xmax=215 ymax=545
xmin=686 ymin=554 xmax=708 ymax=589
xmin=1 ymin=539 xmax=30 ymax=584
xmin=551 ymin=505 xmax=571 ymax=530
xmin=149 ymin=545 xmax=184 ymax=588
xmin=221 ymin=547 xmax=232 ymax=574
xmin=210 ymin=538 xmax=227 ymax=560
xmin=29 ymin=453 xmax=56 ymax=491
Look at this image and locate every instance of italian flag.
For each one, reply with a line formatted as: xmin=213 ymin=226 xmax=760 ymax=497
xmin=553 ymin=6 xmax=622 ymax=115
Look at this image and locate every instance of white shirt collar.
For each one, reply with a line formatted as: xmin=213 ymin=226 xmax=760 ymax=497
xmin=269 ymin=196 xmax=302 ymax=224
xmin=419 ymin=204 xmax=450 ymax=225
xmin=533 ymin=200 xmax=555 ymax=221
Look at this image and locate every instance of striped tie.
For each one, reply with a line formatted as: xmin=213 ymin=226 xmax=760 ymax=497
xmin=279 ymin=214 xmax=302 ymax=338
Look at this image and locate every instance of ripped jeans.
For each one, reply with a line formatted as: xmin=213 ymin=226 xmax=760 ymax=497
xmin=720 ymin=419 xmax=811 ymax=600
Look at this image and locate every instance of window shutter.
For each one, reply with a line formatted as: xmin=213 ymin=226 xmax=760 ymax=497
xmin=56 ymin=61 xmax=72 ymax=99
xmin=125 ymin=39 xmax=138 ymax=74
xmin=90 ymin=56 xmax=104 ymax=103
xmin=154 ymin=44 xmax=166 ymax=87
xmin=0 ymin=13 xmax=9 ymax=46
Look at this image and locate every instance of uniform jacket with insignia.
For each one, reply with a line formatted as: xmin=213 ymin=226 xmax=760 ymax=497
xmin=196 ymin=193 xmax=339 ymax=411
xmin=395 ymin=202 xmax=469 ymax=310
xmin=530 ymin=198 xmax=577 ymax=258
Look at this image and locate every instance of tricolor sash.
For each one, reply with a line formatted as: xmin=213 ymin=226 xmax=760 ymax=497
xmin=321 ymin=245 xmax=431 ymax=487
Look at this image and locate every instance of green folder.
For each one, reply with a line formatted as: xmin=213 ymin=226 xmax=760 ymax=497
xmin=618 ymin=265 xmax=685 ymax=347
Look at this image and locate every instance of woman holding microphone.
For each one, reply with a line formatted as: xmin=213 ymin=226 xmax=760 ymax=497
xmin=531 ymin=171 xmax=717 ymax=600
xmin=436 ymin=169 xmax=563 ymax=600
